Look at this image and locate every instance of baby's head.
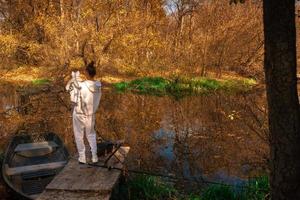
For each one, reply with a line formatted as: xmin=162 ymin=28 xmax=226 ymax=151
xmin=71 ymin=71 xmax=80 ymax=78
xmin=85 ymin=61 xmax=96 ymax=79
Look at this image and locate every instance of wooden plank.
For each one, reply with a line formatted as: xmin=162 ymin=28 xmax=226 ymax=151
xmin=38 ymin=190 xmax=111 ymax=200
xmin=45 ymin=147 xmax=130 ymax=193
xmin=5 ymin=161 xmax=67 ymax=176
xmin=68 ymin=164 xmax=120 ymax=193
xmin=15 ymin=141 xmax=59 ymax=157
xmin=15 ymin=141 xmax=58 ymax=152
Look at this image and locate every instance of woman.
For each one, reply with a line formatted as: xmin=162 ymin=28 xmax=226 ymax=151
xmin=66 ymin=61 xmax=101 ymax=164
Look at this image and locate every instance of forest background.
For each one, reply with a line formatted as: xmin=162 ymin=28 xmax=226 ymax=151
xmin=0 ymin=0 xmax=266 ymax=84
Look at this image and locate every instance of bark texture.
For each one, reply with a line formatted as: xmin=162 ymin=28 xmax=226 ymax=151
xmin=263 ymin=0 xmax=300 ymax=199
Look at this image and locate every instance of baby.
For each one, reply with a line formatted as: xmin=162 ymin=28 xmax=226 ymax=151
xmin=65 ymin=71 xmax=83 ymax=107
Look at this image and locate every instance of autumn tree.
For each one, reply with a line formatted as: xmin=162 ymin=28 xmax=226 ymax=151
xmin=0 ymin=0 xmax=263 ymax=79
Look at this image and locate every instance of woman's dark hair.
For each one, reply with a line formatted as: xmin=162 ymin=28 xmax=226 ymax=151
xmin=86 ymin=61 xmax=96 ymax=78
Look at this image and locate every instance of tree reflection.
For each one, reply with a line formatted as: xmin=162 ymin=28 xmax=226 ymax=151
xmin=0 ymin=86 xmax=268 ymax=184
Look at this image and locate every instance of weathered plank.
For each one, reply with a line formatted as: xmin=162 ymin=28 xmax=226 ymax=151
xmin=37 ymin=146 xmax=130 ymax=200
xmin=5 ymin=161 xmax=67 ymax=176
xmin=15 ymin=141 xmax=58 ymax=152
xmin=46 ymin=147 xmax=130 ymax=192
xmin=15 ymin=141 xmax=58 ymax=157
xmin=37 ymin=190 xmax=110 ymax=200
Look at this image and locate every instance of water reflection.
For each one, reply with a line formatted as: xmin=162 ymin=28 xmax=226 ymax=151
xmin=0 ymin=84 xmax=269 ymax=189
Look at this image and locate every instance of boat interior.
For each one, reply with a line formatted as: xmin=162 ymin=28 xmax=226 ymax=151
xmin=2 ymin=133 xmax=69 ymax=199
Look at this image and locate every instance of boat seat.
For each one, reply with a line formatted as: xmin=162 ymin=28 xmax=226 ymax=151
xmin=5 ymin=161 xmax=67 ymax=176
xmin=22 ymin=169 xmax=57 ymax=180
xmin=14 ymin=141 xmax=58 ymax=157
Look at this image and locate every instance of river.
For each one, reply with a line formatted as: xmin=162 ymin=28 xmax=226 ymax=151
xmin=0 ymin=83 xmax=269 ymax=197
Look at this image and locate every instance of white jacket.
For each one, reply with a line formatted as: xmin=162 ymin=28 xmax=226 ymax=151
xmin=66 ymin=71 xmax=101 ymax=115
xmin=74 ymin=80 xmax=101 ymax=115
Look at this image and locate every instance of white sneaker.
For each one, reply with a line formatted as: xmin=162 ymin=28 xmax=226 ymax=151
xmin=78 ymin=157 xmax=87 ymax=164
xmin=92 ymin=155 xmax=98 ymax=163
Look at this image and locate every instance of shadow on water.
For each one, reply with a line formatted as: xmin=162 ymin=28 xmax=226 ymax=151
xmin=0 ymin=83 xmax=269 ymax=196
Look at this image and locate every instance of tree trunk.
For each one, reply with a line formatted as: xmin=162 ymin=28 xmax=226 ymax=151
xmin=263 ymin=0 xmax=300 ymax=199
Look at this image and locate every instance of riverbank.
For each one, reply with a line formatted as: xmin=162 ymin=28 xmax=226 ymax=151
xmin=0 ymin=67 xmax=258 ymax=96
xmin=116 ymin=174 xmax=269 ymax=200
xmin=0 ymin=66 xmax=131 ymax=86
xmin=113 ymin=76 xmax=257 ymax=97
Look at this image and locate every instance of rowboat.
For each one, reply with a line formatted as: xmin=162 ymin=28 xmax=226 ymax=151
xmin=1 ymin=132 xmax=69 ymax=199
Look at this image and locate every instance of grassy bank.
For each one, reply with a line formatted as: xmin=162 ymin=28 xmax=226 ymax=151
xmin=118 ymin=174 xmax=269 ymax=200
xmin=31 ymin=78 xmax=51 ymax=86
xmin=126 ymin=175 xmax=177 ymax=200
xmin=195 ymin=176 xmax=269 ymax=200
xmin=113 ymin=76 xmax=257 ymax=97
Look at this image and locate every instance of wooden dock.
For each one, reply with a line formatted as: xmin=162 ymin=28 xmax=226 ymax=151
xmin=37 ymin=146 xmax=130 ymax=200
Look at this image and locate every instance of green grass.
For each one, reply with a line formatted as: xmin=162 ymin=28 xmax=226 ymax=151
xmin=190 ymin=176 xmax=269 ymax=200
xmin=240 ymin=175 xmax=270 ymax=200
xmin=113 ymin=76 xmax=257 ymax=97
xmin=31 ymin=78 xmax=51 ymax=85
xmin=200 ymin=185 xmax=236 ymax=200
xmin=116 ymin=175 xmax=269 ymax=200
xmin=187 ymin=195 xmax=202 ymax=200
xmin=125 ymin=175 xmax=177 ymax=200
xmin=114 ymin=81 xmax=130 ymax=92
xmin=114 ymin=77 xmax=169 ymax=96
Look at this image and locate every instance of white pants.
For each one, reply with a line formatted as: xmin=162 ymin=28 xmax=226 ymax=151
xmin=72 ymin=111 xmax=97 ymax=162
